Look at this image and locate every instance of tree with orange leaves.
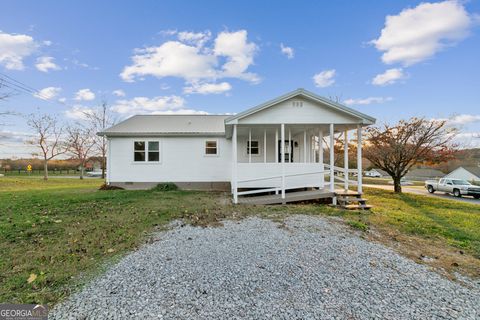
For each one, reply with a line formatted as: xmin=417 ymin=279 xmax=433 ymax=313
xmin=363 ymin=117 xmax=457 ymax=193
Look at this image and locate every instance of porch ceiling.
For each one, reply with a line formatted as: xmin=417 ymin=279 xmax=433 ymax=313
xmin=227 ymin=123 xmax=362 ymax=138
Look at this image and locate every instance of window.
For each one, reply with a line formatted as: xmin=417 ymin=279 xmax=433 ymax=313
xmin=247 ymin=140 xmax=259 ymax=155
xmin=134 ymin=141 xmax=145 ymax=162
xmin=205 ymin=140 xmax=218 ymax=155
xmin=134 ymin=141 xmax=160 ymax=162
xmin=148 ymin=141 xmax=160 ymax=161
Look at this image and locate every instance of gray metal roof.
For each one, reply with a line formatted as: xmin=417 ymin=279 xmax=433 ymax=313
xmin=225 ymin=88 xmax=376 ymax=125
xmin=99 ymin=115 xmax=229 ymax=137
xmin=99 ymin=89 xmax=376 ymax=137
xmin=463 ymin=166 xmax=480 ymax=178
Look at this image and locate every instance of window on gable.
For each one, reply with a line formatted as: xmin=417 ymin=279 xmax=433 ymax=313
xmin=247 ymin=140 xmax=259 ymax=155
xmin=148 ymin=141 xmax=160 ymax=161
xmin=205 ymin=140 xmax=218 ymax=155
xmin=134 ymin=141 xmax=146 ymax=161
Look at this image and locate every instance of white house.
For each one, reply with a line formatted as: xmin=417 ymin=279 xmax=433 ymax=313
xmin=364 ymin=168 xmax=388 ymax=178
xmin=444 ymin=166 xmax=480 ymax=183
xmin=99 ymin=89 xmax=376 ymax=204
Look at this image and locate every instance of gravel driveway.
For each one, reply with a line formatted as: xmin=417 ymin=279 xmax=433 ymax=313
xmin=51 ymin=215 xmax=480 ymax=319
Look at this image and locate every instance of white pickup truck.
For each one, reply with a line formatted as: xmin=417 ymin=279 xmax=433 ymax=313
xmin=425 ymin=178 xmax=480 ymax=199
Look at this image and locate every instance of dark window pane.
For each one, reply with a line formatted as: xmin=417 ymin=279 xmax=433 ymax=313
xmin=205 ymin=147 xmax=217 ymax=155
xmin=148 ymin=152 xmax=159 ymax=162
xmin=134 ymin=151 xmax=145 ymax=161
xmin=206 ymin=141 xmax=217 ymax=148
xmin=148 ymin=141 xmax=159 ymax=151
xmin=247 ymin=140 xmax=259 ymax=154
xmin=134 ymin=141 xmax=145 ymax=151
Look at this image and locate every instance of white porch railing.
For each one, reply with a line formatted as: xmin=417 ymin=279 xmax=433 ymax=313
xmin=235 ymin=163 xmax=328 ymax=196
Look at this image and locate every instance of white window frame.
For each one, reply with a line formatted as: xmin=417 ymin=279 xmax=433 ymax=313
xmin=204 ymin=139 xmax=219 ymax=157
xmin=246 ymin=139 xmax=261 ymax=157
xmin=133 ymin=140 xmax=161 ymax=164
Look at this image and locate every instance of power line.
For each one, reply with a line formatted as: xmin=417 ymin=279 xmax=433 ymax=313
xmin=0 ymin=72 xmax=68 ymax=105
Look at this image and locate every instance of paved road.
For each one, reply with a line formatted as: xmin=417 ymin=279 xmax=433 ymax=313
xmin=364 ymin=184 xmax=480 ymax=205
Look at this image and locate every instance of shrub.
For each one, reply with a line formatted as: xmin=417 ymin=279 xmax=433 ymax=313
xmin=152 ymin=183 xmax=178 ymax=192
xmin=99 ymin=183 xmax=124 ymax=190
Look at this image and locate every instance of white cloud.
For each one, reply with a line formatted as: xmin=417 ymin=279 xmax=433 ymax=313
xmin=34 ymin=86 xmax=61 ymax=100
xmin=177 ymin=31 xmax=211 ymax=47
xmin=43 ymin=40 xmax=52 ymax=46
xmin=111 ymin=96 xmax=187 ymax=115
xmin=214 ymin=30 xmax=259 ymax=82
xmin=120 ymin=41 xmax=217 ymax=82
xmin=453 ymin=132 xmax=480 ymax=148
xmin=344 ymin=96 xmax=393 ymax=105
xmin=35 ymin=56 xmax=61 ymax=72
xmin=183 ymin=81 xmax=231 ymax=95
xmin=313 ymin=69 xmax=336 ymax=88
xmin=372 ymin=1 xmax=475 ymax=66
xmin=434 ymin=114 xmax=480 ymax=125
xmin=65 ymin=105 xmax=95 ymax=120
xmin=121 ymin=29 xmax=259 ymax=87
xmin=372 ymin=68 xmax=405 ymax=86
xmin=0 ymin=31 xmax=37 ymax=70
xmin=280 ymin=43 xmax=294 ymax=59
xmin=74 ymin=88 xmax=95 ymax=101
xmin=112 ymin=89 xmax=126 ymax=97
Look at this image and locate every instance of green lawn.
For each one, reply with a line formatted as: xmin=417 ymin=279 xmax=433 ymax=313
xmin=1 ymin=176 xmax=479 ymax=306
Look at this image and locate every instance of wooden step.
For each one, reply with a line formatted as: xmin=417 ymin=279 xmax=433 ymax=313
xmin=337 ymin=197 xmax=368 ymax=203
xmin=335 ymin=192 xmax=362 ymax=197
xmin=341 ymin=204 xmax=372 ymax=210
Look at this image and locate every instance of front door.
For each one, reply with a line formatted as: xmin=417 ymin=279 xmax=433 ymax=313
xmin=278 ymin=140 xmax=294 ymax=163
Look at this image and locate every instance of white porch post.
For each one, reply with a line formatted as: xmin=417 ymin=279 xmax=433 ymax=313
xmin=311 ymin=132 xmax=315 ymax=162
xmin=319 ymin=130 xmax=323 ymax=165
xmin=344 ymin=130 xmax=349 ymax=191
xmin=303 ymin=130 xmax=307 ymax=163
xmin=275 ymin=129 xmax=278 ymax=163
xmin=264 ymin=129 xmax=267 ymax=163
xmin=330 ymin=123 xmax=336 ymax=205
xmin=248 ymin=128 xmax=252 ymax=164
xmin=319 ymin=129 xmax=324 ymax=188
xmin=357 ymin=125 xmax=363 ymax=194
xmin=281 ymin=123 xmax=285 ymax=200
xmin=232 ymin=124 xmax=238 ymax=204
xmin=288 ymin=129 xmax=292 ymax=163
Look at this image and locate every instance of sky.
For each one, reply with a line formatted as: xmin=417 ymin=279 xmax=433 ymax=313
xmin=0 ymin=0 xmax=479 ymax=158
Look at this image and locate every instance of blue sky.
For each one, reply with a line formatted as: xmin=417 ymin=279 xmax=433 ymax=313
xmin=0 ymin=0 xmax=479 ymax=157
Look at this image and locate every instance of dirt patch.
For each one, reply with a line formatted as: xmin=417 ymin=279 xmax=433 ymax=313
xmin=367 ymin=226 xmax=480 ymax=280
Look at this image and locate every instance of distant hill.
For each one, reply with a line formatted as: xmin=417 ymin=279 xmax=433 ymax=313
xmin=428 ymin=148 xmax=480 ymax=173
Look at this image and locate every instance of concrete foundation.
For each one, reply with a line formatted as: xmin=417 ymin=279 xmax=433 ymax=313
xmin=110 ymin=181 xmax=231 ymax=191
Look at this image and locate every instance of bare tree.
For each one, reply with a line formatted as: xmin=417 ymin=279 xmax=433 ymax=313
xmin=26 ymin=113 xmax=66 ymax=180
xmin=83 ymin=101 xmax=115 ymax=179
xmin=66 ymin=124 xmax=96 ymax=179
xmin=363 ymin=117 xmax=457 ymax=193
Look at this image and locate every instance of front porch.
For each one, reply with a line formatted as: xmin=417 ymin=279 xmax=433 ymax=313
xmin=230 ymin=123 xmax=364 ymax=205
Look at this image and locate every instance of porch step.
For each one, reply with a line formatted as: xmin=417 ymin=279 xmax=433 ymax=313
xmin=337 ymin=198 xmax=368 ymax=203
xmin=335 ymin=192 xmax=372 ymax=210
xmin=342 ymin=204 xmax=373 ymax=210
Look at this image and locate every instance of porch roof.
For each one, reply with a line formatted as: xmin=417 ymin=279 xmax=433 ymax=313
xmin=225 ymin=88 xmax=376 ymax=125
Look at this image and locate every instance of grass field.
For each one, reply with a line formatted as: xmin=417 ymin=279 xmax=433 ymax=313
xmin=1 ymin=176 xmax=479 ymax=306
